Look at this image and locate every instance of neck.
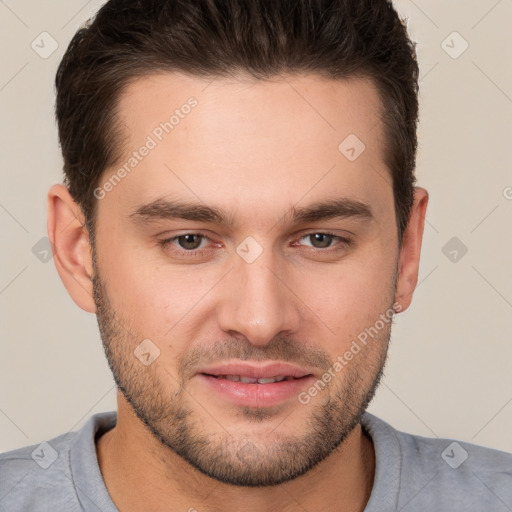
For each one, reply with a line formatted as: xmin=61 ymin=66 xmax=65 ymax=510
xmin=96 ymin=397 xmax=375 ymax=512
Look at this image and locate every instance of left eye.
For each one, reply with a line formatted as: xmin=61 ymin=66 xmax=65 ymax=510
xmin=166 ymin=234 xmax=208 ymax=251
xmin=299 ymin=233 xmax=342 ymax=249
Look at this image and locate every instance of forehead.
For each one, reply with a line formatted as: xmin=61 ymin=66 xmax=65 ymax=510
xmin=100 ymin=71 xmax=392 ymax=226
xmin=117 ymin=71 xmax=385 ymax=148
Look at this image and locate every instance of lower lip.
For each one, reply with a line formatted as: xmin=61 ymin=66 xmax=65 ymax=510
xmin=197 ymin=374 xmax=315 ymax=408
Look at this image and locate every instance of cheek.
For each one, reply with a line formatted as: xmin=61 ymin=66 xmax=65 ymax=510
xmin=101 ymin=245 xmax=222 ymax=338
xmin=300 ymin=248 xmax=396 ymax=349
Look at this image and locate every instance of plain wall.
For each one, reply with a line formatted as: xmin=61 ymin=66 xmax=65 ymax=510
xmin=1 ymin=0 xmax=511 ymax=453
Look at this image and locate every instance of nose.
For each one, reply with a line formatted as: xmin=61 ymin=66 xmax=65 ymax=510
xmin=216 ymin=249 xmax=303 ymax=347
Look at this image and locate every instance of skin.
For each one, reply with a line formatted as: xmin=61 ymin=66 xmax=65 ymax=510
xmin=47 ymin=72 xmax=428 ymax=512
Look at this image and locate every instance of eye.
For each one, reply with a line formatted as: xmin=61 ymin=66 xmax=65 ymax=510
xmin=296 ymin=232 xmax=352 ymax=250
xmin=173 ymin=234 xmax=207 ymax=250
xmin=159 ymin=233 xmax=213 ymax=254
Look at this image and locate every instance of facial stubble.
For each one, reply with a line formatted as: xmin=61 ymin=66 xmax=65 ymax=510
xmin=91 ymin=248 xmax=394 ymax=487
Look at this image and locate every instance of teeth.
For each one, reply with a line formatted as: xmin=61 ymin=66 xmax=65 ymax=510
xmin=258 ymin=375 xmax=287 ymax=384
xmin=240 ymin=376 xmax=258 ymax=383
xmin=216 ymin=375 xmax=291 ymax=384
xmin=257 ymin=377 xmax=277 ymax=384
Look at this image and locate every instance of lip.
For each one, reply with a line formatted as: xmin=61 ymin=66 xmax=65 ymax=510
xmin=195 ymin=361 xmax=316 ymax=408
xmin=196 ymin=362 xmax=314 ymax=380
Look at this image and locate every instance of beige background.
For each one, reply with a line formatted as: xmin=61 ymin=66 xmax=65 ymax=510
xmin=1 ymin=0 xmax=511 ymax=455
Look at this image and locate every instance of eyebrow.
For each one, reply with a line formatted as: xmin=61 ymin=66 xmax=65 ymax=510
xmin=129 ymin=197 xmax=374 ymax=228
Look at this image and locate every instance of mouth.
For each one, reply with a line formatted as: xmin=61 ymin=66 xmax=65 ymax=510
xmin=195 ymin=361 xmax=316 ymax=407
xmin=196 ymin=361 xmax=314 ymax=380
xmin=201 ymin=374 xmax=307 ymax=384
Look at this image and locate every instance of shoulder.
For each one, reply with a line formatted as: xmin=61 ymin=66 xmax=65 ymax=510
xmin=0 ymin=411 xmax=117 ymax=512
xmin=362 ymin=412 xmax=512 ymax=511
xmin=0 ymin=431 xmax=80 ymax=511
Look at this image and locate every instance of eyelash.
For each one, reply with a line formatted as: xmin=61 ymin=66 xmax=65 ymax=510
xmin=158 ymin=232 xmax=352 ymax=258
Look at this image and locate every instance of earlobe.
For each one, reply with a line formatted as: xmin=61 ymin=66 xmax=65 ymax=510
xmin=394 ymin=187 xmax=429 ymax=313
xmin=47 ymin=184 xmax=97 ymax=313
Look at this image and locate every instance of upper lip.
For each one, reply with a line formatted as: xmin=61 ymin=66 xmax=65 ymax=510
xmin=197 ymin=362 xmax=314 ymax=379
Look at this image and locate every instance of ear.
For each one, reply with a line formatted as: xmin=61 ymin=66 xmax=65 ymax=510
xmin=47 ymin=184 xmax=96 ymax=313
xmin=394 ymin=187 xmax=429 ymax=313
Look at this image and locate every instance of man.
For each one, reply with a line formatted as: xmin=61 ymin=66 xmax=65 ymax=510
xmin=1 ymin=0 xmax=511 ymax=510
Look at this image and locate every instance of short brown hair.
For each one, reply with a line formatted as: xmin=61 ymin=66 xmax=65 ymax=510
xmin=55 ymin=0 xmax=419 ymax=244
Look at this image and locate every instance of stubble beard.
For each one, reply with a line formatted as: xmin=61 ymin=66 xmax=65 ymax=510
xmin=91 ymin=252 xmax=393 ymax=487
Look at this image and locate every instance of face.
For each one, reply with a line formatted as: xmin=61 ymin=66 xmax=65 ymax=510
xmin=90 ymin=72 xmax=401 ymax=486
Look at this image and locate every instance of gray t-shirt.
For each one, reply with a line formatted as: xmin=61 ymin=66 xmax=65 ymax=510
xmin=1 ymin=411 xmax=511 ymax=511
